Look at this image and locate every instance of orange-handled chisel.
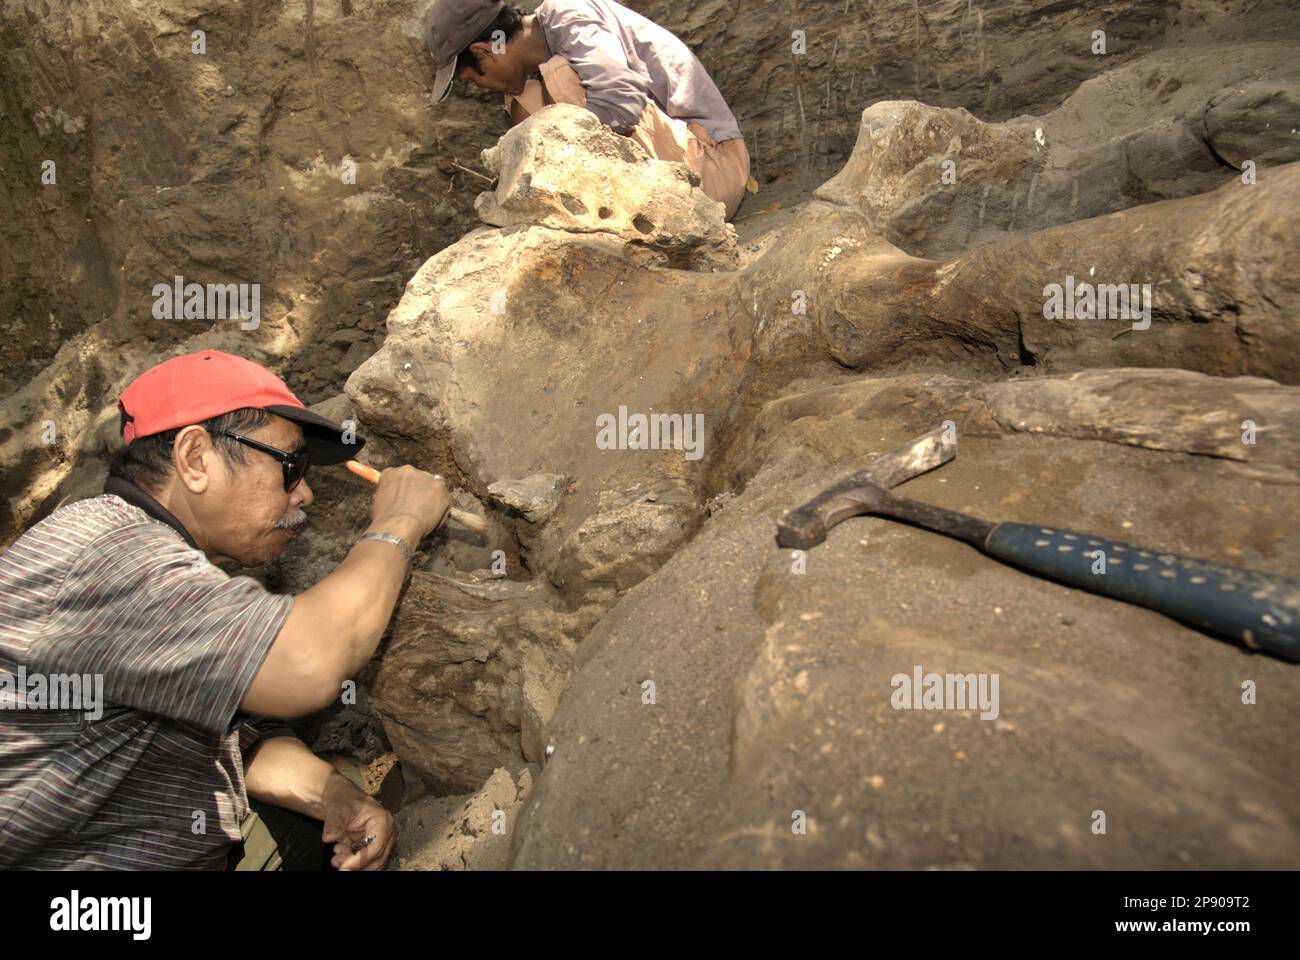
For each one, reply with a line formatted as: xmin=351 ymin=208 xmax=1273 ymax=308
xmin=346 ymin=460 xmax=489 ymax=535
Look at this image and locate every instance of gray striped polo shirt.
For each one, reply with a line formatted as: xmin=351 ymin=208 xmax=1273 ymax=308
xmin=0 ymin=478 xmax=296 ymax=869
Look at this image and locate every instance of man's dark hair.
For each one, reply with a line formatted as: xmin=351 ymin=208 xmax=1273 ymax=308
xmin=108 ymin=407 xmax=275 ymax=495
xmin=456 ymin=5 xmax=525 ymax=76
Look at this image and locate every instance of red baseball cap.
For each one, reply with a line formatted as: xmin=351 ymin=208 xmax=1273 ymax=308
xmin=117 ymin=350 xmax=365 ymax=465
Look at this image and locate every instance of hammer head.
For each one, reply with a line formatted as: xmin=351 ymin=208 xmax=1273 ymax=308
xmin=775 ymin=427 xmax=956 ymax=550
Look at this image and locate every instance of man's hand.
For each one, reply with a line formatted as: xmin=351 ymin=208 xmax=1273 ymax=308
xmin=320 ymin=774 xmax=396 ymax=871
xmin=369 ymin=465 xmax=450 ymax=545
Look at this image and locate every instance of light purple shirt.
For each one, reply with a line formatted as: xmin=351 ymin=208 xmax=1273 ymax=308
xmin=535 ymin=0 xmax=743 ymax=142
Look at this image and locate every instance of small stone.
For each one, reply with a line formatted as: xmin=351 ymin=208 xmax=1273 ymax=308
xmin=487 ymin=473 xmax=568 ymax=524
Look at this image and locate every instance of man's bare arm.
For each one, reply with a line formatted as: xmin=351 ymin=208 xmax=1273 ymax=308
xmin=244 ymin=736 xmax=396 ymax=870
xmin=243 ymin=735 xmax=340 ymax=820
xmin=240 ymin=467 xmax=450 ymax=718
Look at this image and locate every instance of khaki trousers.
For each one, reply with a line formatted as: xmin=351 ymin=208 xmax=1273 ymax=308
xmin=227 ymin=798 xmax=329 ymax=871
xmin=506 ymin=56 xmax=751 ymax=220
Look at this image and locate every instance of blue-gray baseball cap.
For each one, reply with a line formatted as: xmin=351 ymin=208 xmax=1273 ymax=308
xmin=423 ymin=0 xmax=507 ymax=104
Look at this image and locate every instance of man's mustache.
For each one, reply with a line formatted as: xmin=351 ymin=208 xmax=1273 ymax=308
xmin=274 ymin=507 xmax=308 ymax=530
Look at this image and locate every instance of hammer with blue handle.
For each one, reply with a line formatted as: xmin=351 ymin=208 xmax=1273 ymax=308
xmin=776 ymin=428 xmax=1300 ymax=662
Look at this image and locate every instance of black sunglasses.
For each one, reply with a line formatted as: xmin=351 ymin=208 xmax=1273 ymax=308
xmin=215 ymin=431 xmax=310 ymax=492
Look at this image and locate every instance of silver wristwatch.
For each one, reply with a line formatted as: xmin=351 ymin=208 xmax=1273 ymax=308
xmin=354 ymin=531 xmax=413 ymax=574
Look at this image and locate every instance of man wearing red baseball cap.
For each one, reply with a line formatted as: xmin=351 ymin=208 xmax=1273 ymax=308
xmin=0 ymin=350 xmax=450 ymax=870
